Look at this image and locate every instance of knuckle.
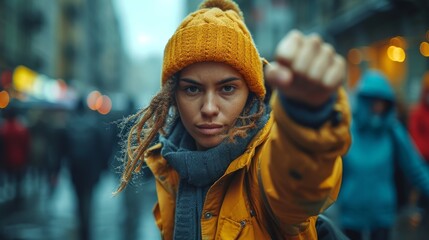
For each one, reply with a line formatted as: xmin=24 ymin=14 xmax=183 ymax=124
xmin=292 ymin=62 xmax=306 ymax=75
xmin=308 ymin=34 xmax=322 ymax=45
xmin=308 ymin=71 xmax=321 ymax=83
xmin=331 ymin=55 xmax=345 ymax=71
xmin=322 ymin=43 xmax=335 ymax=56
xmin=336 ymin=55 xmax=346 ymax=67
xmin=289 ymin=29 xmax=303 ymax=38
xmin=287 ymin=30 xmax=304 ymax=44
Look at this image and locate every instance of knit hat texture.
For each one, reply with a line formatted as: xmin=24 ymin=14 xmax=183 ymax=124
xmin=162 ymin=0 xmax=265 ymax=97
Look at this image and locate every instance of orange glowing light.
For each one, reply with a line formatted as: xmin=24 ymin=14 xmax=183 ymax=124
xmin=420 ymin=42 xmax=429 ymax=57
xmin=0 ymin=90 xmax=10 ymax=108
xmin=97 ymin=95 xmax=112 ymax=115
xmin=387 ymin=46 xmax=406 ymax=62
xmin=348 ymin=48 xmax=362 ymax=65
xmin=94 ymin=95 xmax=104 ymax=110
xmin=87 ymin=91 xmax=101 ymax=110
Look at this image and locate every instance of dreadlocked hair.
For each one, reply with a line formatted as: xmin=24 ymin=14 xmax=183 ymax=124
xmin=114 ymin=77 xmax=177 ymax=195
xmin=225 ymin=94 xmax=265 ymax=142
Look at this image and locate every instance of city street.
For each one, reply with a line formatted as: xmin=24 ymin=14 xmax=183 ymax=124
xmin=1 ymin=0 xmax=429 ymax=240
xmin=2 ymin=166 xmax=429 ymax=239
xmin=0 ymin=167 xmax=161 ymax=240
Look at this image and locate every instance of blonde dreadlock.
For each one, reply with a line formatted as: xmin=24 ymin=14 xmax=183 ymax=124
xmin=114 ymin=77 xmax=177 ymax=194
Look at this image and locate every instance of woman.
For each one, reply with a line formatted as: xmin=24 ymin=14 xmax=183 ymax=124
xmin=116 ymin=0 xmax=350 ymax=239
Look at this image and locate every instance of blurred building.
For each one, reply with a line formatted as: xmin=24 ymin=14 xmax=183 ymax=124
xmin=125 ymin=56 xmax=163 ymax=109
xmin=184 ymin=0 xmax=429 ymax=105
xmin=290 ymin=0 xmax=429 ymax=104
xmin=55 ymin=0 xmax=125 ymax=95
xmin=0 ymin=0 xmax=125 ymax=109
xmin=0 ymin=1 xmax=47 ymax=74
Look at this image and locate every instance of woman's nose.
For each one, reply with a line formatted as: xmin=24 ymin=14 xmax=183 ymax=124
xmin=201 ymin=93 xmax=219 ymax=117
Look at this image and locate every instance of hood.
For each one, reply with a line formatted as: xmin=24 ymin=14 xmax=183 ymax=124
xmin=352 ymin=70 xmax=396 ymax=131
xmin=356 ymin=70 xmax=395 ymax=102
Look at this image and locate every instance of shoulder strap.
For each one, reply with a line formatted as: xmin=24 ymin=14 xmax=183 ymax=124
xmin=257 ymin=156 xmax=286 ymax=239
xmin=244 ymin=157 xmax=285 ymax=240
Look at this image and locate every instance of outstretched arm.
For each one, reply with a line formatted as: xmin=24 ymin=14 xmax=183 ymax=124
xmin=258 ymin=30 xmax=351 ymax=236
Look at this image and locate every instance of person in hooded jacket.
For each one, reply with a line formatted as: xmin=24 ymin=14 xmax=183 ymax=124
xmin=64 ymin=98 xmax=104 ymax=240
xmin=0 ymin=106 xmax=31 ymax=203
xmin=115 ymin=0 xmax=351 ymax=239
xmin=336 ymin=70 xmax=429 ymax=240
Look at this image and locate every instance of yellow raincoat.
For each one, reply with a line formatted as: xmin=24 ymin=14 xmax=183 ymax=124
xmin=145 ymin=88 xmax=351 ymax=240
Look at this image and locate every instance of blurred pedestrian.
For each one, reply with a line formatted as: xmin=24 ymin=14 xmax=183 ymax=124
xmin=408 ymin=71 xmax=429 ymax=225
xmin=336 ymin=70 xmax=429 ymax=240
xmin=114 ymin=0 xmax=351 ymax=239
xmin=409 ymin=71 xmax=429 ymax=168
xmin=27 ymin=109 xmax=54 ymax=194
xmin=0 ymin=110 xmax=5 ymax=195
xmin=64 ymin=98 xmax=104 ymax=240
xmin=0 ymin=106 xmax=31 ymax=203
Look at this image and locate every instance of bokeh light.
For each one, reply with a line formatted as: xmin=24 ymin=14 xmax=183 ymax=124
xmin=0 ymin=90 xmax=10 ymax=108
xmin=96 ymin=95 xmax=112 ymax=115
xmin=420 ymin=42 xmax=429 ymax=57
xmin=348 ymin=48 xmax=362 ymax=65
xmin=13 ymin=65 xmax=37 ymax=93
xmin=87 ymin=91 xmax=101 ymax=110
xmin=387 ymin=46 xmax=406 ymax=62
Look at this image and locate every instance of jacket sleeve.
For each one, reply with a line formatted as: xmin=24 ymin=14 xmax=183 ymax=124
xmin=258 ymin=87 xmax=351 ymax=236
xmin=393 ymin=121 xmax=429 ymax=197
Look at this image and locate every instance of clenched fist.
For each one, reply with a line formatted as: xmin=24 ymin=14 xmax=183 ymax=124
xmin=265 ymin=30 xmax=346 ymax=107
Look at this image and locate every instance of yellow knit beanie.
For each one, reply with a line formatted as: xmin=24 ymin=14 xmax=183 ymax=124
xmin=162 ymin=0 xmax=265 ymax=97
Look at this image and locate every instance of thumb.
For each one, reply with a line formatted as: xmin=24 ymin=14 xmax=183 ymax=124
xmin=264 ymin=62 xmax=293 ymax=90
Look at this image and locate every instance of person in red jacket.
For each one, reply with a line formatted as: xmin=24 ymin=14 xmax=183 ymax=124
xmin=0 ymin=106 xmax=31 ymax=202
xmin=408 ymin=72 xmax=429 ymax=226
xmin=409 ymin=72 xmax=429 ymax=163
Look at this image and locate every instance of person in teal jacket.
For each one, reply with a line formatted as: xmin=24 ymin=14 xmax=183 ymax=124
xmin=336 ymin=70 xmax=429 ymax=240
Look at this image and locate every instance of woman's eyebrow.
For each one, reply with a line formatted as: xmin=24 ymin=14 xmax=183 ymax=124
xmin=218 ymin=77 xmax=241 ymax=85
xmin=179 ymin=78 xmax=202 ymax=86
xmin=179 ymin=77 xmax=241 ymax=85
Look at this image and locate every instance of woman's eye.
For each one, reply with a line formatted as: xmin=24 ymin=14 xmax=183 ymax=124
xmin=185 ymin=86 xmax=200 ymax=94
xmin=222 ymin=85 xmax=235 ymax=93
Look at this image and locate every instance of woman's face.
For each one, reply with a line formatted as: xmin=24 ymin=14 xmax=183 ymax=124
xmin=175 ymin=62 xmax=249 ymax=150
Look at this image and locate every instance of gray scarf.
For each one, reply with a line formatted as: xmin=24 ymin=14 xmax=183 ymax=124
xmin=160 ymin=110 xmax=268 ymax=240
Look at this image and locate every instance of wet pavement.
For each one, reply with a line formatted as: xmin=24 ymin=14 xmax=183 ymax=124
xmin=1 ymin=167 xmax=429 ymax=240
xmin=0 ymin=167 xmax=161 ymax=240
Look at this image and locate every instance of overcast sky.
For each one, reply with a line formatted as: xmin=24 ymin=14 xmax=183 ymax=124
xmin=113 ymin=0 xmax=185 ymax=60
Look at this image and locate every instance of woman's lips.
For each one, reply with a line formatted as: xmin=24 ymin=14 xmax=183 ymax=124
xmin=196 ymin=124 xmax=224 ymax=135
